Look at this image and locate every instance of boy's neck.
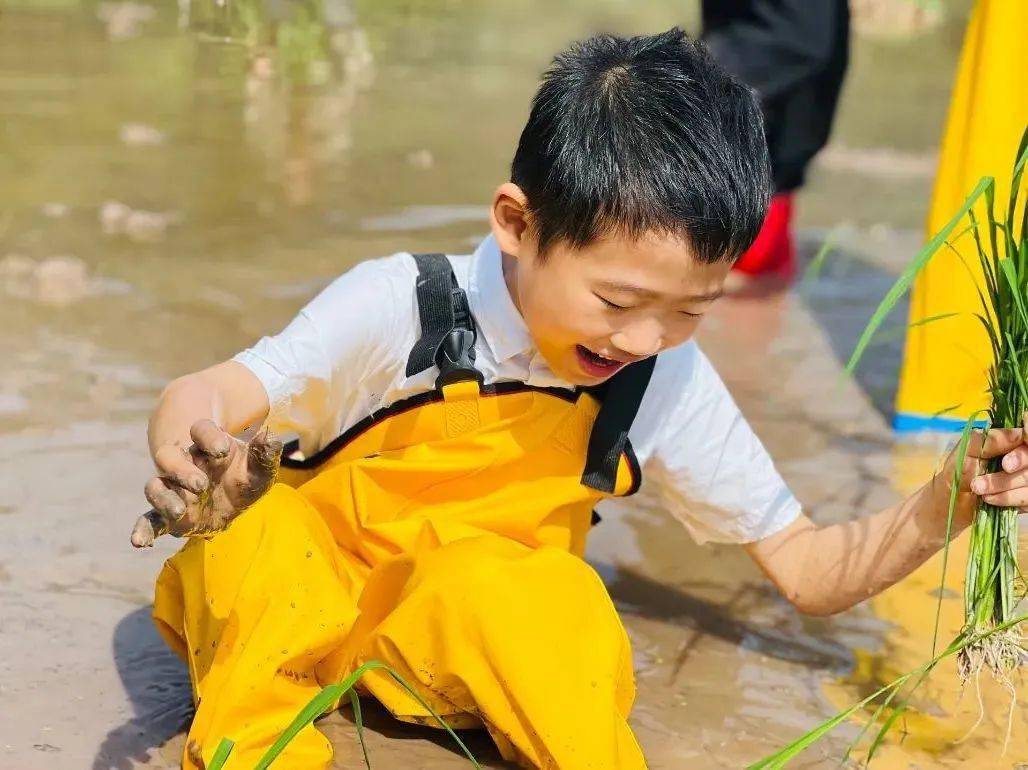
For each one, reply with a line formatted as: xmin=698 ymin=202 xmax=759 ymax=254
xmin=500 ymin=250 xmax=525 ymax=318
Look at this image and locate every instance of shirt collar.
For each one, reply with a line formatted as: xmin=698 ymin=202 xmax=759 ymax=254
xmin=467 ymin=234 xmax=535 ymax=363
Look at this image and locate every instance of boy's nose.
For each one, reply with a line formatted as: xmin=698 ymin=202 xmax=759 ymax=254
xmin=610 ymin=322 xmax=663 ymax=358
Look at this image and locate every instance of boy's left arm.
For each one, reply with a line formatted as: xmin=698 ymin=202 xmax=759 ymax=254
xmin=744 ymin=423 xmax=1028 ymax=616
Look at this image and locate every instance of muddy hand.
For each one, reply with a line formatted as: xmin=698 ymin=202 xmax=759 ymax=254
xmin=131 ymin=420 xmax=282 ymax=547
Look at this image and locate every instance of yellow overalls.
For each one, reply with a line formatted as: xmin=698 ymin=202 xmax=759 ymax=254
xmin=153 ymin=254 xmax=653 ymax=769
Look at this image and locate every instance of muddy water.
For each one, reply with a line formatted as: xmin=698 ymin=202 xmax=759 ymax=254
xmin=2 ymin=1 xmax=1015 ymax=769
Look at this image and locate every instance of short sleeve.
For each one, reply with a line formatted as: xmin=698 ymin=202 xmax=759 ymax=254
xmin=232 ymin=254 xmax=416 ymax=455
xmin=647 ymin=346 xmax=801 ymax=544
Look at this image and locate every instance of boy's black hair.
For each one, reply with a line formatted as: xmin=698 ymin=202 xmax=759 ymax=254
xmin=511 ymin=28 xmax=771 ymax=263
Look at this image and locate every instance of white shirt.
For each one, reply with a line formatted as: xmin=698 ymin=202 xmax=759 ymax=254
xmin=234 ymin=235 xmax=801 ymax=544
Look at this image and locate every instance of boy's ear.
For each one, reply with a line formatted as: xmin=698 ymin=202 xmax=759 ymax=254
xmin=490 ymin=182 xmax=532 ymax=259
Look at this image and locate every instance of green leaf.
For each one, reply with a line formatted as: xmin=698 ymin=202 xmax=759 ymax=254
xmin=747 ymin=619 xmax=1028 ymax=769
xmin=866 ymin=700 xmax=909 ymax=762
xmin=968 ymin=208 xmax=1000 ymax=309
xmin=209 ymin=662 xmax=481 ymax=770
xmin=985 ymin=183 xmax=1001 ymax=269
xmin=208 ymin=738 xmax=235 ymax=770
xmin=747 ymin=671 xmax=921 ymax=769
xmin=998 ymin=258 xmax=1028 ymax=328
xmin=350 ymin=690 xmax=372 ymax=769
xmin=380 ymin=668 xmax=482 ymax=768
xmin=253 ymin=682 xmax=353 ymax=770
xmin=931 ymin=415 xmax=982 ymax=657
xmin=974 ymin=312 xmax=1003 ymax=367
xmin=946 ymin=240 xmax=999 ymax=329
xmin=799 ymin=229 xmax=839 ymax=291
xmin=846 ymin=176 xmax=994 ymax=375
xmin=1007 ymin=125 xmax=1028 ymax=235
xmin=1004 ymin=332 xmax=1028 ymax=405
xmin=866 ymin=313 xmax=961 ymax=348
xmin=843 ymin=676 xmax=906 ymax=764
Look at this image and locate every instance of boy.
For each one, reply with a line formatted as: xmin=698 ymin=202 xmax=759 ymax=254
xmin=133 ymin=29 xmax=1028 ymax=770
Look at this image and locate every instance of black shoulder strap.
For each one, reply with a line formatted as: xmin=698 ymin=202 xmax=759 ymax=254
xmin=405 ymin=253 xmax=478 ymax=382
xmin=581 ymin=356 xmax=656 ymax=493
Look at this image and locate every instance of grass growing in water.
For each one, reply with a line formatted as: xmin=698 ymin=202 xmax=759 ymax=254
xmin=753 ymin=125 xmax=1028 ymax=767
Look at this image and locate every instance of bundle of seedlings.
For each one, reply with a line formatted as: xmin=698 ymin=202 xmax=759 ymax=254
xmin=955 ymin=168 xmax=1028 ymax=684
xmin=751 ymin=126 xmax=1028 ymax=769
xmin=853 ymin=128 xmax=1028 ymax=688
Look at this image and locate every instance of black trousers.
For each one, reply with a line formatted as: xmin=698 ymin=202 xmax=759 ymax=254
xmin=702 ymin=0 xmax=850 ymax=192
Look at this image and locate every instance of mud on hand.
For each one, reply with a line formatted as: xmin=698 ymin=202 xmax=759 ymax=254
xmin=131 ymin=420 xmax=283 ymax=548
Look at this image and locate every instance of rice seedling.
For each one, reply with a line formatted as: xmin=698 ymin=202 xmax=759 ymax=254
xmin=208 ymin=660 xmax=481 ymax=769
xmin=751 ymin=124 xmax=1028 ymax=767
xmin=848 ymin=125 xmax=1028 ymax=686
xmin=747 ymin=612 xmax=1028 ymax=770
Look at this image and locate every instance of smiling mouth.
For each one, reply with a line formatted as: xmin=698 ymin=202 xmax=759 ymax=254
xmin=575 ymin=345 xmax=627 ymax=377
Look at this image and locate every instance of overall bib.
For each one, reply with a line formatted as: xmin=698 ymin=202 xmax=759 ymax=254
xmin=153 ymin=254 xmax=654 ymax=769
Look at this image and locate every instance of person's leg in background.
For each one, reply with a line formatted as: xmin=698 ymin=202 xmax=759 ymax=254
xmin=702 ymin=0 xmax=850 ymax=283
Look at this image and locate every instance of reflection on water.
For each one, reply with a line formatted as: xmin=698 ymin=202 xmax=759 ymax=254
xmin=0 ymin=0 xmax=701 ymax=436
xmin=0 ymin=1 xmax=999 ymax=768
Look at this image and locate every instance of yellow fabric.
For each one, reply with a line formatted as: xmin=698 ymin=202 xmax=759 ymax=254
xmin=153 ymin=384 xmax=647 ymax=769
xmin=896 ymin=0 xmax=1028 ymax=423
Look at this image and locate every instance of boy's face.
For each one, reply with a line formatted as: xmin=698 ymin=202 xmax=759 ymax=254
xmin=491 ymin=184 xmax=731 ymax=386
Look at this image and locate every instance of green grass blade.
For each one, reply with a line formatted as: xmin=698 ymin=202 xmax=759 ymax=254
xmin=749 ymin=618 xmax=1028 ymax=769
xmin=985 ymin=184 xmax=1001 ymax=269
xmin=799 ymin=229 xmax=839 ymax=291
xmin=747 ymin=672 xmax=921 ymax=769
xmin=974 ymin=313 xmax=1003 ymax=367
xmin=999 ymin=258 xmax=1028 ymax=328
xmin=208 ymin=738 xmax=236 ymax=770
xmin=968 ymin=209 xmax=1001 ymax=308
xmin=350 ymin=690 xmax=372 ymax=769
xmin=866 ymin=699 xmax=909 ymax=762
xmin=1020 ymin=188 xmax=1028 ymax=250
xmin=253 ymin=683 xmax=351 ymax=770
xmin=946 ymin=240 xmax=1000 ymax=329
xmin=911 ymin=312 xmax=961 ymax=328
xmin=212 ymin=660 xmax=480 ymax=770
xmin=1004 ymin=332 xmax=1028 ymax=405
xmin=947 ymin=221 xmax=980 ymax=248
xmin=381 ymin=668 xmax=482 ymax=768
xmin=846 ymin=177 xmax=993 ymax=375
xmin=253 ymin=662 xmax=379 ymax=770
xmin=932 ymin=416 xmax=981 ymax=656
xmin=842 ymin=674 xmax=907 ymax=765
xmin=866 ymin=313 xmax=961 ymax=348
xmin=1020 ymin=238 xmax=1028 ymax=293
xmin=1006 ymin=125 xmax=1028 ymax=234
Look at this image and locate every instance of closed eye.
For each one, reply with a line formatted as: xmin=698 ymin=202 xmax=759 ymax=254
xmin=678 ymin=310 xmax=703 ymax=318
xmin=596 ymin=294 xmax=630 ymax=311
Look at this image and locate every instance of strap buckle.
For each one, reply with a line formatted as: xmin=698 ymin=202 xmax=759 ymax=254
xmin=435 ymin=327 xmax=484 ymax=388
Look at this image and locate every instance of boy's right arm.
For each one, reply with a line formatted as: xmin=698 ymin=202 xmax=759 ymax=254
xmin=132 ymin=253 xmax=417 ymax=547
xmin=131 ymin=360 xmax=282 ymax=547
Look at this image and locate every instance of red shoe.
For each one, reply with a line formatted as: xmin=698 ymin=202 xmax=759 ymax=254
xmin=731 ymin=192 xmax=795 ymax=278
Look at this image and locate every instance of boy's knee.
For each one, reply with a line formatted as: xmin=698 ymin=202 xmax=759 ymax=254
xmin=429 ymin=538 xmax=611 ymax=617
xmin=221 ymin=482 xmax=324 ymax=545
